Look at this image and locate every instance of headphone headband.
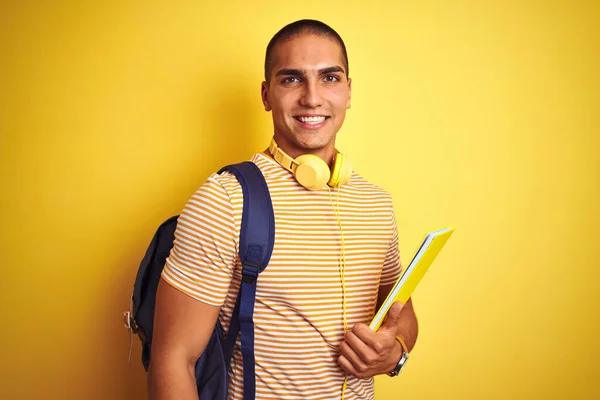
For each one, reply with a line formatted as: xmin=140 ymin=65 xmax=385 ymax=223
xmin=268 ymin=138 xmax=352 ymax=190
xmin=268 ymin=139 xmax=299 ymax=174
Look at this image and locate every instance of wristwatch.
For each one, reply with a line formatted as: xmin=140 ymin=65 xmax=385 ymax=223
xmin=387 ymin=336 xmax=409 ymax=377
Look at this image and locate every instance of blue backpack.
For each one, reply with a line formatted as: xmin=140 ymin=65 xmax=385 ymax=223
xmin=124 ymin=162 xmax=275 ymax=400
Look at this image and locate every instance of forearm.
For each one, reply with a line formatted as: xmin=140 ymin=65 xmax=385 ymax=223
xmin=148 ymin=357 xmax=198 ymax=400
xmin=395 ymin=298 xmax=418 ymax=352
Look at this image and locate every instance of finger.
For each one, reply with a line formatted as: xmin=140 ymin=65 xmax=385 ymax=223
xmin=380 ymin=301 xmax=404 ymax=332
xmin=351 ymin=323 xmax=383 ymax=352
xmin=340 ymin=333 xmax=371 ymax=373
xmin=338 ymin=354 xmax=362 ymax=379
xmin=344 ymin=330 xmax=378 ymax=365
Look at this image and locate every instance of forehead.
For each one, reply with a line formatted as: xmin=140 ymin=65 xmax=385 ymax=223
xmin=271 ymin=34 xmax=345 ymax=73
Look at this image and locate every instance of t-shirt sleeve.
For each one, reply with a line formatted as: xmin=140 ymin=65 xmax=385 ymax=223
xmin=380 ymin=206 xmax=402 ymax=286
xmin=161 ymin=175 xmax=238 ymax=306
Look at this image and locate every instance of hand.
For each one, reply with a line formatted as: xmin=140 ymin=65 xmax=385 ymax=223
xmin=337 ymin=301 xmax=404 ymax=379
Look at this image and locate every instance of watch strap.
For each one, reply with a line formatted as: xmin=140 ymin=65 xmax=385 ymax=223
xmin=395 ymin=335 xmax=408 ymax=353
xmin=387 ymin=335 xmax=409 ymax=377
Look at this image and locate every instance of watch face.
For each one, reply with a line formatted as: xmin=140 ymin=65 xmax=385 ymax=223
xmin=399 ymin=354 xmax=408 ymax=368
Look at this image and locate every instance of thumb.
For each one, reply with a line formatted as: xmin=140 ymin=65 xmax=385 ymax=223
xmin=381 ymin=301 xmax=404 ymax=332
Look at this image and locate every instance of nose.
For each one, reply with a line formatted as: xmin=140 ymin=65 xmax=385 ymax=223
xmin=299 ymin=80 xmax=324 ymax=108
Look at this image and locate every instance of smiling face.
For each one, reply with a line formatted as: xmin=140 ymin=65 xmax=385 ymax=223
xmin=261 ymin=34 xmax=352 ymax=161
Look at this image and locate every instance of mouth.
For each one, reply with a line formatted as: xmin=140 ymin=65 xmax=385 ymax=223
xmin=293 ymin=115 xmax=329 ymax=129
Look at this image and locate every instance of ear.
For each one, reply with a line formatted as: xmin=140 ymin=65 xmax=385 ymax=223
xmin=346 ymin=78 xmax=352 ymax=109
xmin=261 ymin=81 xmax=272 ymax=111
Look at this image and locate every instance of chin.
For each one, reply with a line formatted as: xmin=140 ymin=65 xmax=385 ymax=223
xmin=294 ymin=131 xmax=335 ymax=150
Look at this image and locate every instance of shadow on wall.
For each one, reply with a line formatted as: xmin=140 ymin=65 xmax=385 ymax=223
xmin=94 ymin=69 xmax=264 ymax=400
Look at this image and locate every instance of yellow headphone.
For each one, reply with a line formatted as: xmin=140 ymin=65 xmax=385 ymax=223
xmin=268 ymin=138 xmax=353 ymax=190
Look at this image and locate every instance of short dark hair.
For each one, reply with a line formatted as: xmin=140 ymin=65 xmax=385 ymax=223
xmin=264 ymin=19 xmax=349 ymax=84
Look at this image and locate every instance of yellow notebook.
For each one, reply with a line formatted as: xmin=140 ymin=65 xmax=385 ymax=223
xmin=369 ymin=227 xmax=455 ymax=331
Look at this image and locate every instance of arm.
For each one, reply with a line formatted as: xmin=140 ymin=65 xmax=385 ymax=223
xmin=338 ymin=203 xmax=419 ymax=378
xmin=148 ymin=279 xmax=221 ymax=400
xmin=148 ymin=175 xmax=239 ymax=398
xmin=338 ymin=203 xmax=418 ymax=378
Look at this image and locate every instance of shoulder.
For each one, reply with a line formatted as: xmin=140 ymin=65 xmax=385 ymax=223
xmin=347 ymin=171 xmax=395 ymax=208
xmin=207 ymin=153 xmax=281 ymax=197
xmin=193 ymin=153 xmax=282 ymax=207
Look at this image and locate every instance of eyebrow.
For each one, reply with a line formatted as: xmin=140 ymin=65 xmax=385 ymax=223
xmin=275 ymin=65 xmax=346 ymax=77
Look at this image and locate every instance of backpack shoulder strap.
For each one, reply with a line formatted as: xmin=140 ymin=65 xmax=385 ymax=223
xmin=217 ymin=161 xmax=274 ymax=400
xmin=219 ymin=161 xmax=275 ymax=273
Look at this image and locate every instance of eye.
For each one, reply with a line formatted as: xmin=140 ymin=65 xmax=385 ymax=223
xmin=323 ymin=75 xmax=340 ymax=82
xmin=282 ymin=76 xmax=301 ymax=84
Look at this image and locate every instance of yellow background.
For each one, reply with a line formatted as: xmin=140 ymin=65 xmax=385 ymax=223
xmin=1 ymin=1 xmax=598 ymax=399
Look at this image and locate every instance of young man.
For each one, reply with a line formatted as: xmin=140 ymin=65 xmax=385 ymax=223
xmin=149 ymin=19 xmax=418 ymax=400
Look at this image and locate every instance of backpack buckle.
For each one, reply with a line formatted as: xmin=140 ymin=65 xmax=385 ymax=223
xmin=242 ymin=261 xmax=260 ymax=283
xmin=123 ymin=311 xmax=139 ymax=333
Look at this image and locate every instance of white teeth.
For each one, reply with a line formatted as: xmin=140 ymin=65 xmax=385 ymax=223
xmin=299 ymin=116 xmax=326 ymax=124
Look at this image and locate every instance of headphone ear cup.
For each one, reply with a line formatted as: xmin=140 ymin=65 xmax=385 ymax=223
xmin=328 ymin=153 xmax=344 ymax=187
xmin=295 ymin=154 xmax=330 ymax=190
xmin=328 ymin=153 xmax=353 ymax=187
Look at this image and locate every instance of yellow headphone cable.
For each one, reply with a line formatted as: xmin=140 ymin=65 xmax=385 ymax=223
xmin=327 ymin=185 xmax=349 ymax=399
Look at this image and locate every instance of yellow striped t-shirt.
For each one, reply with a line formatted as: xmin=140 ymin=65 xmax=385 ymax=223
xmin=162 ymin=153 xmax=401 ymax=400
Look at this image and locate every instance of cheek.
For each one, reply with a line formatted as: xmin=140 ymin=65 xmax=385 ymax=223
xmin=271 ymin=92 xmax=294 ymax=115
xmin=329 ymin=87 xmax=351 ymax=110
